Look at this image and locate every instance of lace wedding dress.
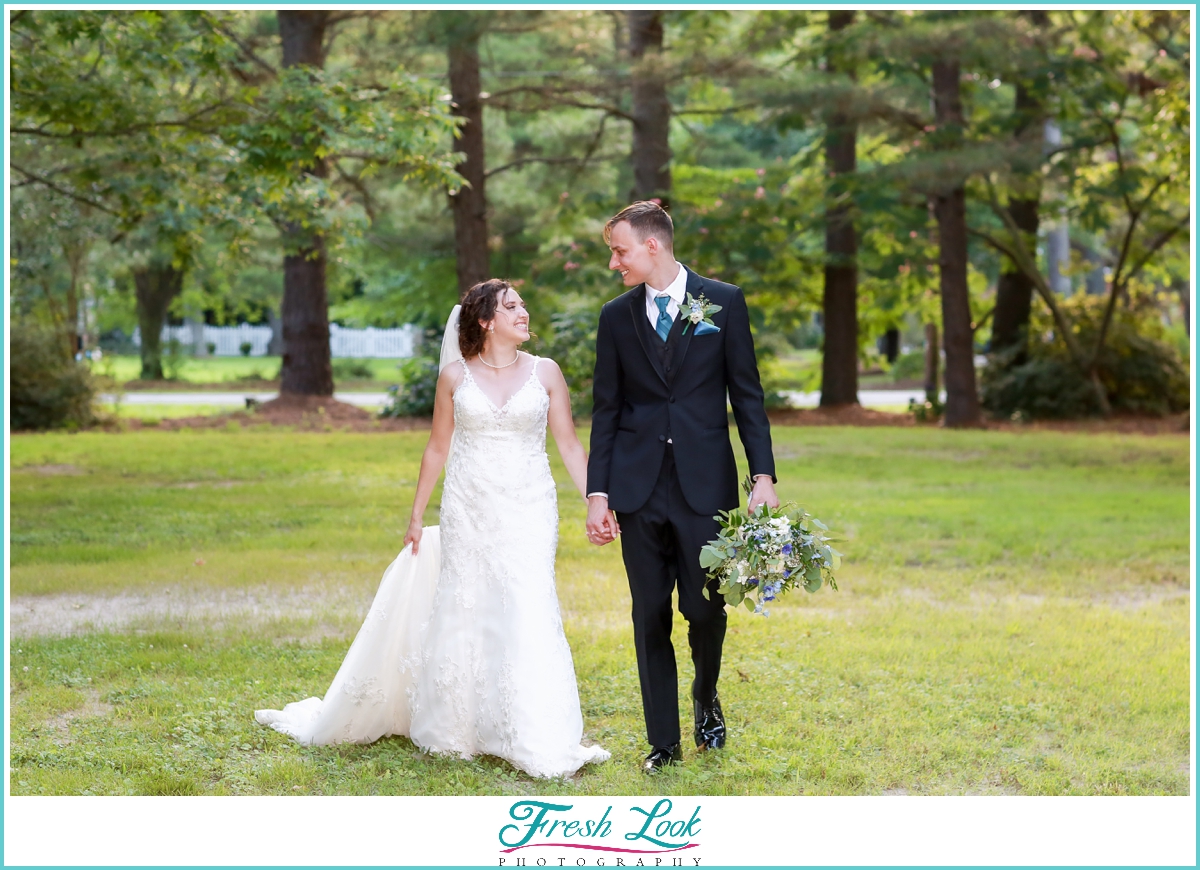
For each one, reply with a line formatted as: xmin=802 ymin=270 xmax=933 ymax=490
xmin=255 ymin=356 xmax=609 ymax=779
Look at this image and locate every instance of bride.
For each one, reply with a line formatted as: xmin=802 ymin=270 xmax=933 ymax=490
xmin=256 ymin=279 xmax=611 ymax=779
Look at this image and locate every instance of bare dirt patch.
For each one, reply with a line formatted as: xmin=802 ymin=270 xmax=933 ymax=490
xmin=17 ymin=464 xmax=85 ymax=475
xmin=126 ymin=396 xmax=431 ymax=433
xmin=988 ymin=412 xmax=1190 ymax=436
xmin=11 ymin=585 xmax=372 ymax=638
xmin=165 ymin=481 xmax=241 ymax=490
xmin=767 ymin=405 xmax=1189 ymax=435
xmin=768 ymin=405 xmax=914 ymax=427
xmin=122 ymin=378 xmax=282 ymax=392
xmin=43 ymin=689 xmax=114 ymax=744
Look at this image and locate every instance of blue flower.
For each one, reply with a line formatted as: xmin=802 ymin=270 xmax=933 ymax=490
xmin=747 ymin=577 xmax=758 ymax=587
xmin=783 ymin=569 xmax=791 ymax=579
xmin=782 ymin=544 xmax=792 ymax=555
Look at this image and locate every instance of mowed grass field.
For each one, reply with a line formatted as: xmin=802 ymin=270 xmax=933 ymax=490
xmin=8 ymin=424 xmax=1191 ymax=796
xmin=96 ymin=354 xmax=403 ymax=388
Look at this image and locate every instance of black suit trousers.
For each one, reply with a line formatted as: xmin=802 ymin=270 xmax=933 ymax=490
xmin=616 ymin=445 xmax=727 ymax=748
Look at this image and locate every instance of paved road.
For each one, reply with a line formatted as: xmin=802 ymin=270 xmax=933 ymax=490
xmin=104 ymin=389 xmax=941 ymax=410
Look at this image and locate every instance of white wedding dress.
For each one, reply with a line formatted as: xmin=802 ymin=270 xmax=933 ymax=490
xmin=255 ymin=355 xmax=610 ymax=779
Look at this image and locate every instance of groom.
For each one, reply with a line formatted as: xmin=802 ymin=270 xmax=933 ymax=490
xmin=585 ymin=200 xmax=778 ymax=772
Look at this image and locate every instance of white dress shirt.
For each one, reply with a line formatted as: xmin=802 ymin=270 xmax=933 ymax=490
xmin=644 ymin=261 xmax=687 ymax=330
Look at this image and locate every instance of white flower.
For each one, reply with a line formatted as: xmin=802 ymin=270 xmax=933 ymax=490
xmin=689 ymin=309 xmax=704 ymax=324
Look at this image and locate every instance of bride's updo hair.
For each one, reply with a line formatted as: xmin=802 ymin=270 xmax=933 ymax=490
xmin=458 ymin=278 xmax=513 ymax=359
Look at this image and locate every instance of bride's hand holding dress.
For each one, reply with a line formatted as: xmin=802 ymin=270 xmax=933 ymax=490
xmin=402 ymin=359 xmax=461 ymax=557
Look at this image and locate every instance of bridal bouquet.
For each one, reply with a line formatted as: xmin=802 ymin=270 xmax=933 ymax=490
xmin=700 ymin=478 xmax=840 ymax=616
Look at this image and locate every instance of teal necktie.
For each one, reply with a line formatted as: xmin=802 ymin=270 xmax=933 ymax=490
xmin=654 ymin=295 xmax=672 ymax=342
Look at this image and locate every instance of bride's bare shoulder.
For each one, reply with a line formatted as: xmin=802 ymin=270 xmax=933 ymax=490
xmin=533 ymin=355 xmax=566 ymax=388
xmin=439 ymin=359 xmax=468 ymax=392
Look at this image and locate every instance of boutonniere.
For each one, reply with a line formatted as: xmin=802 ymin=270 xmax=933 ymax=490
xmin=682 ymin=292 xmax=722 ymax=336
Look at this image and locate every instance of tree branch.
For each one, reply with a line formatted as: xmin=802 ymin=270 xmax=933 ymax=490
xmin=971 ymin=305 xmax=995 ymax=334
xmin=674 ymin=102 xmax=762 ymax=117
xmin=1120 ymin=216 xmax=1189 ymax=290
xmin=11 ymin=99 xmax=236 ymax=140
xmin=333 ymin=162 xmax=376 ymax=223
xmin=11 ymin=163 xmax=123 ymax=218
xmin=484 ymin=155 xmax=590 ymax=179
xmin=205 ymin=17 xmax=277 ymax=80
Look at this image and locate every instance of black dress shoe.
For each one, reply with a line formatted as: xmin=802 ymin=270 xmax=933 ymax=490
xmin=693 ymin=694 xmax=726 ymax=750
xmin=643 ymin=743 xmax=683 ymax=773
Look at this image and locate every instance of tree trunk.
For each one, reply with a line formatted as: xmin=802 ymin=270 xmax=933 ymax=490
xmin=39 ymin=278 xmax=70 ymax=360
xmin=65 ymin=271 xmax=80 ymax=358
xmin=991 ymin=197 xmax=1038 ymax=358
xmin=63 ymin=240 xmax=89 ymax=357
xmin=991 ymin=83 xmax=1043 ymax=358
xmin=820 ymin=10 xmax=859 ymax=408
xmin=627 ymin=11 xmax=671 ymax=206
xmin=267 ymin=307 xmax=284 ymax=356
xmin=448 ymin=30 xmax=490 ymax=298
xmin=992 ymin=10 xmax=1050 ymax=360
xmin=1179 ymin=280 xmax=1191 ymax=337
xmin=923 ymin=322 xmax=940 ymax=402
xmin=277 ymin=11 xmax=334 ymax=396
xmin=133 ymin=261 xmax=184 ymax=380
xmin=931 ymin=59 xmax=981 ymax=427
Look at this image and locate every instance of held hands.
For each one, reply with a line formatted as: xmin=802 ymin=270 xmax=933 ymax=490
xmin=403 ymin=517 xmax=424 ymax=555
xmin=747 ymin=476 xmax=780 ymax=513
xmin=585 ymin=495 xmax=620 ymax=546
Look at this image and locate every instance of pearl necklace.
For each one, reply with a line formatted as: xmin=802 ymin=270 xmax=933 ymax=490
xmin=478 ymin=350 xmax=520 ymax=369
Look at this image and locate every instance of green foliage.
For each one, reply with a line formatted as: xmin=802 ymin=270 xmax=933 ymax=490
xmin=531 ymin=306 xmax=602 ymax=417
xmin=891 ymin=349 xmax=925 ymax=382
xmin=163 ymin=339 xmax=188 ymax=380
xmin=11 ymin=324 xmax=97 ymax=431
xmin=981 ymin=293 xmax=1190 ymax=420
xmin=701 ymin=477 xmax=840 ymax=615
xmin=908 ymin=397 xmax=945 ymax=423
xmin=381 ymin=356 xmax=439 ymax=418
xmin=9 ymin=8 xmax=1191 ymax=416
xmin=226 ymin=65 xmax=461 ymax=253
xmin=331 ymin=359 xmax=375 ymax=381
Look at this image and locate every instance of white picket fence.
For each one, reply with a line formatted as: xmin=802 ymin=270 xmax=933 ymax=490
xmin=132 ymin=323 xmax=420 ymax=358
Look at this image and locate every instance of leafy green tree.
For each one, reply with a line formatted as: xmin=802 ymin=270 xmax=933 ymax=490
xmin=976 ymin=9 xmax=1190 ymax=415
xmin=10 ymin=10 xmax=250 ymax=377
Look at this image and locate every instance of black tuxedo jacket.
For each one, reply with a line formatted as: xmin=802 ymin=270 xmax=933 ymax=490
xmin=587 ymin=266 xmax=776 ymax=516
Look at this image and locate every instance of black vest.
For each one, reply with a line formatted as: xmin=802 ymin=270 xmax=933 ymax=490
xmin=642 ymin=306 xmax=686 ymax=383
xmin=640 ymin=307 xmax=685 ymax=442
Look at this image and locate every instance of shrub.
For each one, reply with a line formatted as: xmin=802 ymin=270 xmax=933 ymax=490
xmin=11 ymin=324 xmax=96 ymax=431
xmin=163 ymin=338 xmax=187 ymax=380
xmin=532 ymin=307 xmax=599 ymax=417
xmin=890 ymin=349 xmax=926 ymax=383
xmin=981 ymin=294 xmax=1189 ymax=420
xmin=332 ymin=358 xmax=375 ymax=381
xmin=239 ymin=341 xmax=253 ymax=357
xmin=908 ymin=396 xmax=945 ymax=423
xmin=381 ymin=356 xmax=439 ymax=417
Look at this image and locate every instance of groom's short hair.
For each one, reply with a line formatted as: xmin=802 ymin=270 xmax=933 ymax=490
xmin=604 ymin=201 xmax=674 ymax=251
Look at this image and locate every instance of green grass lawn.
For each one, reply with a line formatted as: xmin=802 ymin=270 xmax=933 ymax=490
xmin=95 ymin=354 xmax=403 ymax=389
xmin=8 ymin=426 xmax=1190 ymax=795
